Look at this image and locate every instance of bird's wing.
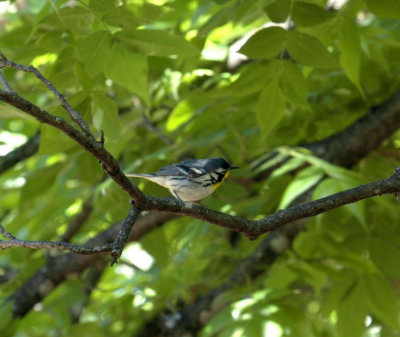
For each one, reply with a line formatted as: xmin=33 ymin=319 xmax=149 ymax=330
xmin=156 ymin=162 xmax=205 ymax=178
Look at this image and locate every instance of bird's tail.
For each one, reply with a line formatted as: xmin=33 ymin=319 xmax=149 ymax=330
xmin=125 ymin=173 xmax=168 ymax=188
xmin=125 ymin=173 xmax=154 ymax=178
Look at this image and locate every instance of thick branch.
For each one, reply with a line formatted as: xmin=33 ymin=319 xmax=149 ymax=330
xmin=0 ymin=52 xmax=92 ymax=136
xmin=144 ymin=93 xmax=400 ymax=336
xmin=142 ymin=168 xmax=400 ymax=239
xmin=0 ymin=90 xmax=146 ymax=204
xmin=306 ymin=91 xmax=400 ymax=166
xmin=1 ymin=54 xmax=400 ymax=240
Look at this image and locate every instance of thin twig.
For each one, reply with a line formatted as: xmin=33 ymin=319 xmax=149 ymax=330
xmin=110 ymin=205 xmax=142 ymax=265
xmin=0 ymin=222 xmax=113 ymax=254
xmin=0 ymin=51 xmax=93 ymax=137
xmin=0 ymin=222 xmax=16 ymax=240
xmin=0 ymin=71 xmax=13 ymax=93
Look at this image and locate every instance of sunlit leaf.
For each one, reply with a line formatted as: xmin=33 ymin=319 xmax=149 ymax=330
xmin=78 ymin=31 xmax=112 ymax=77
xmin=279 ymin=166 xmax=324 ymax=208
xmin=166 ymin=93 xmax=208 ymax=132
xmin=105 ymin=42 xmax=148 ymax=102
xmin=91 ymin=91 xmax=121 ymax=139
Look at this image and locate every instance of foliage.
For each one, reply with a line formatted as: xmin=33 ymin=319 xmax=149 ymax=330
xmin=0 ymin=0 xmax=400 ymax=336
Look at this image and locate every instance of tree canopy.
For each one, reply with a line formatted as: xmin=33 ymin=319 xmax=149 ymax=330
xmin=1 ymin=0 xmax=400 ymax=336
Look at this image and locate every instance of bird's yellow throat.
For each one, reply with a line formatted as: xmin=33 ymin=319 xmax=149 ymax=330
xmin=212 ymin=171 xmax=230 ymax=190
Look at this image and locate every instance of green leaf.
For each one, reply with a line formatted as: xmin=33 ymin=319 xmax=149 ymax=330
xmin=365 ymin=0 xmax=400 ymax=19
xmin=105 ymin=42 xmax=148 ymax=102
xmin=223 ymin=62 xmax=271 ymax=96
xmin=48 ymin=51 xmax=78 ymax=90
xmin=78 ymin=31 xmax=112 ymax=77
xmin=74 ymin=62 xmax=95 ymax=92
xmin=141 ymin=227 xmax=169 ymax=266
xmin=337 ymin=281 xmax=366 ymax=337
xmin=103 ymin=3 xmax=171 ymax=28
xmin=41 ymin=7 xmax=94 ymax=34
xmin=20 ymin=164 xmax=62 ymax=207
xmin=279 ymin=60 xmax=309 ymax=107
xmin=279 ymin=166 xmax=324 ymax=208
xmin=115 ymin=29 xmax=199 ymax=57
xmin=286 ymin=31 xmax=338 ymax=69
xmin=338 ymin=16 xmax=364 ymax=95
xmin=313 ymin=178 xmax=366 ymax=229
xmin=39 ymin=124 xmax=77 ymax=155
xmin=91 ymin=91 xmax=121 ymax=138
xmin=263 ymin=0 xmax=291 ymax=23
xmin=239 ymin=26 xmax=287 ymax=59
xmin=0 ymin=302 xmax=16 ymax=335
xmin=369 ymin=238 xmax=400 ymax=278
xmin=36 ymin=30 xmax=66 ymax=52
xmin=166 ymin=93 xmax=208 ymax=132
xmin=361 ymin=274 xmax=400 ymax=329
xmin=103 ymin=5 xmax=141 ymax=29
xmin=75 ymin=151 xmax=104 ymax=184
xmin=256 ymin=77 xmax=286 ymax=136
xmin=89 ymin=0 xmax=118 ymax=12
xmin=321 ymin=274 xmax=356 ymax=317
xmin=292 ymin=2 xmax=334 ymax=27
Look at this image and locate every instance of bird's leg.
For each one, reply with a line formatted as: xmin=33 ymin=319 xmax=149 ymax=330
xmin=172 ymin=191 xmax=185 ymax=208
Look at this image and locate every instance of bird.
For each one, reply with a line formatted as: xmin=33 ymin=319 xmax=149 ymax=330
xmin=125 ymin=157 xmax=238 ymax=202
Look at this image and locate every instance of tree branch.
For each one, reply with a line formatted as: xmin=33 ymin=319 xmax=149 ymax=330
xmin=0 ymin=133 xmax=40 ymax=174
xmin=142 ymin=167 xmax=400 ymax=239
xmin=110 ymin=205 xmax=142 ymax=265
xmin=139 ymin=93 xmax=400 ymax=336
xmin=1 ymin=84 xmax=400 ymax=240
xmin=0 ymin=203 xmax=142 ymax=261
xmin=0 ymin=221 xmax=113 ymax=254
xmin=0 ymin=70 xmax=13 ymax=93
xmin=11 ymin=211 xmax=176 ymax=317
xmin=0 ymin=52 xmax=92 ymax=137
xmin=0 ymin=89 xmax=146 ymax=205
xmin=1 ymin=55 xmax=400 ymax=243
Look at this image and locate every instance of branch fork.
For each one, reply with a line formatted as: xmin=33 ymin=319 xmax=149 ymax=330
xmin=1 ymin=52 xmax=400 ymax=264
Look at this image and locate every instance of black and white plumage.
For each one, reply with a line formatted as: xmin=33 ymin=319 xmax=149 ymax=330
xmin=125 ymin=157 xmax=238 ymax=201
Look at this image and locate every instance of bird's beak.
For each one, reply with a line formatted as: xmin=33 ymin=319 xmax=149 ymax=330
xmin=230 ymin=166 xmax=239 ymax=170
